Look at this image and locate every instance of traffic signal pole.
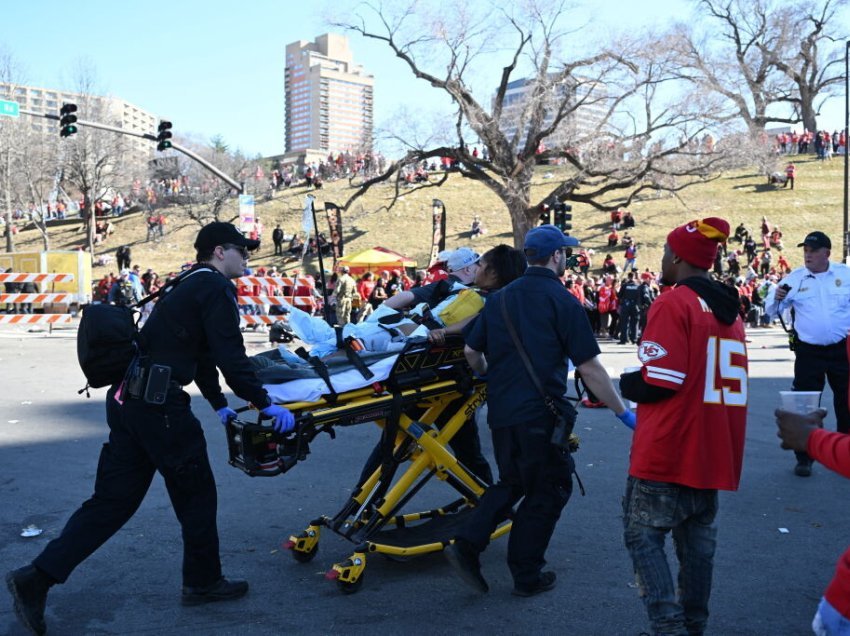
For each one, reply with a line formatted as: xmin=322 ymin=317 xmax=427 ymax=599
xmin=19 ymin=108 xmax=244 ymax=194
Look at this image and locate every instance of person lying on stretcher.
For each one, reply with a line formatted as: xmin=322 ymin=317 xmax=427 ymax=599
xmin=277 ymin=246 xmax=526 ymax=362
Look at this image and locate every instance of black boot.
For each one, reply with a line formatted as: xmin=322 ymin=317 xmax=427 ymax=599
xmin=444 ymin=538 xmax=489 ymax=593
xmin=181 ymin=577 xmax=249 ymax=606
xmin=6 ymin=564 xmax=52 ymax=636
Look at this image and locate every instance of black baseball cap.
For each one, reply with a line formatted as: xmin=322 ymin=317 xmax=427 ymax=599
xmin=194 ymin=222 xmax=260 ymax=252
xmin=797 ymin=231 xmax=831 ymax=250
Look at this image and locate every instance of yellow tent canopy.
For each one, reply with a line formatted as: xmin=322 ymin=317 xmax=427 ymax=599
xmin=337 ymin=247 xmax=417 ymax=275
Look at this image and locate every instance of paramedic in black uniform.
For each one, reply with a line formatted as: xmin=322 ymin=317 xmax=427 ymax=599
xmin=6 ymin=222 xmax=295 ymax=636
xmin=445 ymin=225 xmax=635 ymax=597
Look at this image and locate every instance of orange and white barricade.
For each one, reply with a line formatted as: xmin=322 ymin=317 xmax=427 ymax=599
xmin=235 ymin=275 xmax=318 ymax=326
xmin=0 ymin=293 xmax=73 ymax=304
xmin=0 ymin=273 xmax=75 ymax=284
xmin=0 ymin=273 xmax=76 ymax=327
xmin=0 ymin=314 xmax=73 ymax=324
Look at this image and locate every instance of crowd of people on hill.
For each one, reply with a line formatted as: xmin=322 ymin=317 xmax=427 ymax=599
xmin=774 ymin=129 xmax=847 ymax=159
xmin=576 ymin=212 xmax=813 ymax=346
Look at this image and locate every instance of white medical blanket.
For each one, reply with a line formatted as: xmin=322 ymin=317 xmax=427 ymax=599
xmin=263 ymin=354 xmax=399 ymax=403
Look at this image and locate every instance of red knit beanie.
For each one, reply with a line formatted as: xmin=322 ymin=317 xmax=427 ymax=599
xmin=667 ymin=217 xmax=730 ymax=270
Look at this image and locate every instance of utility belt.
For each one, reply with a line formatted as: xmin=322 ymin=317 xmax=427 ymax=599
xmin=125 ymin=360 xmax=181 ymax=404
xmin=795 ymin=337 xmax=847 ymax=351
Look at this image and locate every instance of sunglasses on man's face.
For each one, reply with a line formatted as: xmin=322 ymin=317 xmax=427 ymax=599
xmin=221 ymin=244 xmax=249 ymax=258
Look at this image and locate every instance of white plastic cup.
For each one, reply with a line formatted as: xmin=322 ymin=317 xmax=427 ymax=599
xmin=623 ymin=366 xmax=641 ymax=410
xmin=779 ymin=391 xmax=821 ymax=415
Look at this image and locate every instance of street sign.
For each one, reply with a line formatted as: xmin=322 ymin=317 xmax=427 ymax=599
xmin=0 ymin=99 xmax=20 ymax=118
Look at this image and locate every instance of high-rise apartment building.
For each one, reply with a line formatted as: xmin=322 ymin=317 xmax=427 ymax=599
xmin=495 ymin=75 xmax=607 ymax=151
xmin=284 ymin=33 xmax=374 ymax=159
xmin=0 ymin=82 xmax=157 ymax=166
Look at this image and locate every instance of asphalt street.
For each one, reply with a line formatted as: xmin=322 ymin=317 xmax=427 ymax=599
xmin=0 ymin=325 xmax=846 ymax=635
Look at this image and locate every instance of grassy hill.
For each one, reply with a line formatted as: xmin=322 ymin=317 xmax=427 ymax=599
xmin=10 ymin=155 xmax=847 ymax=278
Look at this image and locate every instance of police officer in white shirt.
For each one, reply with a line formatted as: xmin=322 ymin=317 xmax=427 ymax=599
xmin=767 ymin=231 xmax=850 ymax=476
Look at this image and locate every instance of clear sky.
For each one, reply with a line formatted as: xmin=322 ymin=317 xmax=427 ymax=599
xmin=2 ymin=0 xmax=846 ymax=157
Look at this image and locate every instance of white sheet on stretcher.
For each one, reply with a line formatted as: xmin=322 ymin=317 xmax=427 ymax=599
xmin=263 ymin=354 xmax=399 ymax=404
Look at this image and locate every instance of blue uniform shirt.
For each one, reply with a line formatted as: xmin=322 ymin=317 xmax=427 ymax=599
xmin=465 ymin=266 xmax=601 ymax=429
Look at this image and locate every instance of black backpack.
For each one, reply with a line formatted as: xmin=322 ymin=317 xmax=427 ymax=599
xmin=77 ymin=303 xmax=144 ymax=390
xmin=76 ymin=267 xmax=212 ymax=393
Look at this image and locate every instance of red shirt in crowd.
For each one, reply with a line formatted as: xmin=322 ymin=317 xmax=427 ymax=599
xmin=597 ymin=283 xmax=616 ymax=314
xmin=357 ymin=279 xmax=375 ymax=302
xmin=630 ymin=285 xmax=748 ymax=490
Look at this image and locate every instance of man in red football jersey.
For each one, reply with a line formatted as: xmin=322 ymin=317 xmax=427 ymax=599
xmin=619 ymin=217 xmax=749 ymax=636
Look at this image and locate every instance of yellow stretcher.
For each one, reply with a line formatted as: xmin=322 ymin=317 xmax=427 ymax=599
xmin=226 ymin=337 xmax=511 ymax=593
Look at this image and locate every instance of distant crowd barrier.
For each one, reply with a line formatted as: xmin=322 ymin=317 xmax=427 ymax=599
xmin=235 ymin=275 xmax=318 ymax=327
xmin=0 ymin=272 xmax=75 ymax=327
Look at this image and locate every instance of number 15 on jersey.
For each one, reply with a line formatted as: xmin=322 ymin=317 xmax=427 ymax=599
xmin=704 ymin=336 xmax=748 ymax=406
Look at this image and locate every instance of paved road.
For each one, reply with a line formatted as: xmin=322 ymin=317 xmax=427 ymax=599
xmin=0 ymin=326 xmax=847 ymax=635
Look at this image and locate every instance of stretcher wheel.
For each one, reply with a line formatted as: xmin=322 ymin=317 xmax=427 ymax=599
xmin=291 ymin=543 xmax=318 ymax=563
xmin=337 ymin=572 xmax=364 ymax=594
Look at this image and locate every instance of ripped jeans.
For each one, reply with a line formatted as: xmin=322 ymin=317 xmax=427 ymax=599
xmin=623 ymin=477 xmax=718 ymax=636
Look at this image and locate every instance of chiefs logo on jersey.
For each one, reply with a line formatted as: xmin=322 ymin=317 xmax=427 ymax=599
xmin=638 ymin=341 xmax=668 ymax=363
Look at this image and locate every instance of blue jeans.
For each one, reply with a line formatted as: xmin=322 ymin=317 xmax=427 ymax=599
xmin=623 ymin=477 xmax=718 ymax=636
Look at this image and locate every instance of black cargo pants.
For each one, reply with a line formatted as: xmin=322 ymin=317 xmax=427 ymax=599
xmin=456 ymin=420 xmax=574 ymax=589
xmin=34 ymin=386 xmax=222 ymax=588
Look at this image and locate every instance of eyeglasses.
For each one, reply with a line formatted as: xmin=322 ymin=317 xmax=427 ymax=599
xmin=221 ymin=244 xmax=249 ymax=258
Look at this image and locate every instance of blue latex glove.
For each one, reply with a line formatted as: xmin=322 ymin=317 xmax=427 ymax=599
xmin=617 ymin=410 xmax=637 ymax=430
xmin=262 ymin=404 xmax=296 ymax=433
xmin=216 ymin=406 xmax=238 ymax=426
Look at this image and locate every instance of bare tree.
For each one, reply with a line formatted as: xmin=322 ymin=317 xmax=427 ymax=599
xmin=679 ymin=0 xmax=846 ymax=136
xmin=15 ymin=127 xmax=61 ymax=251
xmin=58 ymin=64 xmax=130 ymax=257
xmin=675 ymin=0 xmax=796 ymax=134
xmin=165 ymin=133 xmax=248 ymax=227
xmin=762 ymin=0 xmax=848 ymax=132
xmin=334 ymin=0 xmax=726 ymax=245
xmin=0 ymin=48 xmax=27 ymax=253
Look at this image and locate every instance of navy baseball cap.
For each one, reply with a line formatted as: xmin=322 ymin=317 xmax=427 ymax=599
xmin=797 ymin=231 xmax=831 ymax=250
xmin=195 ymin=222 xmax=260 ymax=252
xmin=524 ymin=225 xmax=580 ymax=259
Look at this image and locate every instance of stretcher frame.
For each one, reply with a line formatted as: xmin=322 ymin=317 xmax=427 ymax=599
xmin=226 ymin=337 xmax=511 ymax=593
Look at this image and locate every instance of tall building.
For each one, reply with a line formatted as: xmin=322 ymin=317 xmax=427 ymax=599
xmin=284 ymin=33 xmax=374 ymax=160
xmin=0 ymin=82 xmax=157 ymax=167
xmin=495 ymin=75 xmax=607 ymax=151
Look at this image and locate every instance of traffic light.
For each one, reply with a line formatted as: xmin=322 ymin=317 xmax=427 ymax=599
xmin=554 ymin=202 xmax=573 ymax=234
xmin=538 ymin=203 xmax=552 ymax=225
xmin=59 ymin=103 xmax=78 ymax=138
xmin=156 ymin=120 xmax=173 ymax=151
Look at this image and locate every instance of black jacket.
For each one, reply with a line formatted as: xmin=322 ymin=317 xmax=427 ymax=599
xmin=140 ymin=264 xmax=270 ymax=410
